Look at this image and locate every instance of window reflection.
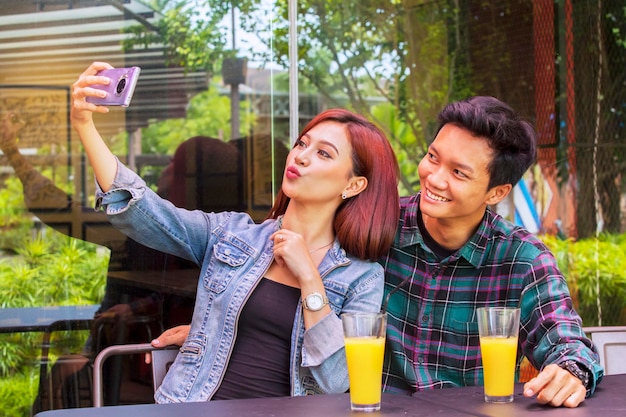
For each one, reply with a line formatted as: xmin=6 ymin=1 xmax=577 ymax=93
xmin=0 ymin=0 xmax=286 ymax=413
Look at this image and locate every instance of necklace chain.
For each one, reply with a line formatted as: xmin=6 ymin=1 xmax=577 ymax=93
xmin=308 ymin=240 xmax=334 ymax=254
xmin=278 ymin=216 xmax=333 ymax=255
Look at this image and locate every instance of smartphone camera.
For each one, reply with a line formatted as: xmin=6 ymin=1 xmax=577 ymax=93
xmin=86 ymin=66 xmax=141 ymax=107
xmin=115 ymin=77 xmax=127 ymax=95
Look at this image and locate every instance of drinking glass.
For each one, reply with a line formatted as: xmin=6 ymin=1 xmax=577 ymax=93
xmin=477 ymin=307 xmax=520 ymax=403
xmin=341 ymin=312 xmax=386 ymax=412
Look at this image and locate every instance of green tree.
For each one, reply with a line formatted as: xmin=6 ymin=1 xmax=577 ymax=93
xmin=573 ymin=1 xmax=626 ymax=236
xmin=123 ymin=0 xmax=231 ymax=74
xmin=124 ymin=1 xmax=472 ymax=195
xmin=266 ymin=0 xmax=463 ymax=194
xmin=140 ymin=80 xmax=255 ymax=155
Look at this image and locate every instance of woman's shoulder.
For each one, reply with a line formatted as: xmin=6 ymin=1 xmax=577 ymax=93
xmin=334 ymin=249 xmax=384 ymax=280
xmin=210 ymin=212 xmax=278 ymax=240
xmin=328 ymin=252 xmax=384 ymax=301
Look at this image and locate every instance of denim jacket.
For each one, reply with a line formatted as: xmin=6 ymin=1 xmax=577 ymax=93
xmin=96 ymin=160 xmax=384 ymax=402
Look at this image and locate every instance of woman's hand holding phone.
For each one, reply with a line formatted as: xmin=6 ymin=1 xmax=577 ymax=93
xmin=70 ymin=61 xmax=130 ymax=193
xmin=85 ymin=66 xmax=141 ymax=107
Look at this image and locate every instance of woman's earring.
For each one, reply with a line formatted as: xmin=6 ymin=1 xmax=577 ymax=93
xmin=341 ymin=192 xmax=348 ymax=200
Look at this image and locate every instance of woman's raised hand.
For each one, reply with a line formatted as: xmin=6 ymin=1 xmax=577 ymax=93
xmin=70 ymin=61 xmax=114 ymax=125
xmin=69 ymin=61 xmax=119 ymax=192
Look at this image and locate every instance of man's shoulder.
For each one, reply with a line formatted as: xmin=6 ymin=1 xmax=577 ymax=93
xmin=485 ymin=209 xmax=539 ymax=239
xmin=388 ymin=194 xmax=421 ymax=250
xmin=481 ymin=209 xmax=551 ymax=258
xmin=399 ymin=194 xmax=419 ymax=210
xmin=398 ymin=194 xmax=420 ymax=225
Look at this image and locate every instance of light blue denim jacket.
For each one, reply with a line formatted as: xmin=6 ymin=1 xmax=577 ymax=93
xmin=96 ymin=160 xmax=384 ymax=402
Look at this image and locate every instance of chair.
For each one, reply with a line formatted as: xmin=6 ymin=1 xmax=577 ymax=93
xmin=93 ymin=313 xmax=164 ymax=354
xmin=92 ymin=343 xmax=179 ymax=407
xmin=583 ymin=326 xmax=626 ymax=375
xmin=35 ymin=318 xmax=95 ymax=412
xmin=92 ymin=312 xmax=165 ymax=405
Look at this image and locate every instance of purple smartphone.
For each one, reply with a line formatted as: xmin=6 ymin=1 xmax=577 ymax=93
xmin=86 ymin=66 xmax=141 ymax=107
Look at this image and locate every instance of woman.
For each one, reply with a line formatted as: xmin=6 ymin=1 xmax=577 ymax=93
xmin=71 ymin=61 xmax=400 ymax=402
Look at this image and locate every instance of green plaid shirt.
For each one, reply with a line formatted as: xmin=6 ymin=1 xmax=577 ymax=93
xmin=379 ymin=193 xmax=603 ymax=395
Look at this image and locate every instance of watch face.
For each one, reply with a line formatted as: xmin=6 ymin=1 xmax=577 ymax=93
xmin=305 ymin=293 xmax=327 ymax=311
xmin=307 ymin=294 xmax=323 ymax=310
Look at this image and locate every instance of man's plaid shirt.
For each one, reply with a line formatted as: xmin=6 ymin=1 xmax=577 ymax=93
xmin=379 ymin=193 xmax=604 ymax=396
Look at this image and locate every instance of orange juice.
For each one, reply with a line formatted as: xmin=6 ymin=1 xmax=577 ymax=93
xmin=480 ymin=336 xmax=518 ymax=397
xmin=344 ymin=336 xmax=385 ymax=406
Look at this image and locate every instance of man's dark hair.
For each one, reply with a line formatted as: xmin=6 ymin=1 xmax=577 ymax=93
xmin=436 ymin=96 xmax=537 ymax=189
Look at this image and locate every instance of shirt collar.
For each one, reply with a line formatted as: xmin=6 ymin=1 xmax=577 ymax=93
xmin=396 ymin=192 xmax=495 ymax=268
xmin=397 ymin=193 xmax=423 ymax=248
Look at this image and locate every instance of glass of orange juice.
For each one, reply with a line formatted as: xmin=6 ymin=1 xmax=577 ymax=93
xmin=341 ymin=312 xmax=386 ymax=412
xmin=477 ymin=307 xmax=520 ymax=403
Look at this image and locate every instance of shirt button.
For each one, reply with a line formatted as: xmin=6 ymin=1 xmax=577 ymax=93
xmin=421 ymin=316 xmax=428 ymax=323
xmin=418 ymin=357 xmax=424 ymax=364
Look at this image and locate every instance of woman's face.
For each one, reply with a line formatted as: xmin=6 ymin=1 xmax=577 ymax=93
xmin=281 ymin=121 xmax=356 ymax=206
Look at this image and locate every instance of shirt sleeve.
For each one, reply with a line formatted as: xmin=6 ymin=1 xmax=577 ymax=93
xmin=519 ymin=250 xmax=604 ymax=396
xmin=94 ymin=158 xmax=209 ymax=266
xmin=301 ymin=312 xmax=344 ymax=367
xmin=300 ymin=264 xmax=384 ymax=393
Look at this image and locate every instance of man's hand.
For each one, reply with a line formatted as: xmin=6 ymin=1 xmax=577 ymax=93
xmin=523 ymin=363 xmax=586 ymax=407
xmin=145 ymin=324 xmax=190 ymax=364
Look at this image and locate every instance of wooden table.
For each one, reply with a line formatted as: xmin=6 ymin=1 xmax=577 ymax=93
xmin=34 ymin=373 xmax=626 ymax=417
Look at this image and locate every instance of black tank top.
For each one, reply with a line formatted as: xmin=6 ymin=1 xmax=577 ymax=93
xmin=212 ymin=278 xmax=301 ymax=400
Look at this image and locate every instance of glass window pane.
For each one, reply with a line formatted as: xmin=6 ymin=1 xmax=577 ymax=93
xmin=0 ymin=0 xmax=284 ymax=412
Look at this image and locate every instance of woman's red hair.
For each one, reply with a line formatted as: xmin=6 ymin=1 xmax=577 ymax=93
xmin=267 ymin=109 xmax=400 ymax=261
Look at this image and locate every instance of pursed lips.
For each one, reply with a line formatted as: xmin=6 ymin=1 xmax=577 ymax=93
xmin=286 ymin=165 xmax=301 ymax=179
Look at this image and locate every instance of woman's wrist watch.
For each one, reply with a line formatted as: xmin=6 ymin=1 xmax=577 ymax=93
xmin=302 ymin=292 xmax=329 ymax=311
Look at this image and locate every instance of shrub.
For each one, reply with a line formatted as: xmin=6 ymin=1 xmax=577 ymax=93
xmin=540 ymin=234 xmax=626 ymax=326
xmin=0 ymin=227 xmax=108 ymax=416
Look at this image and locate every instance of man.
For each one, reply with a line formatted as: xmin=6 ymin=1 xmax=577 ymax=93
xmin=379 ymin=96 xmax=602 ymax=408
xmin=149 ymin=96 xmax=603 ymax=408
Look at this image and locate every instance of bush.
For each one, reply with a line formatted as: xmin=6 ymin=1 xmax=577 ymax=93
xmin=0 ymin=367 xmax=39 ymax=417
xmin=540 ymin=234 xmax=626 ymax=326
xmin=0 ymin=228 xmax=109 ymax=416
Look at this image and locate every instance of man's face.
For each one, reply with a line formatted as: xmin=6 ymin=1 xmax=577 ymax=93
xmin=417 ymin=123 xmax=501 ymax=226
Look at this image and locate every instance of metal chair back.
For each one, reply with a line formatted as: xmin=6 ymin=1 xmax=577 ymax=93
xmin=92 ymin=343 xmax=179 ymax=407
xmin=584 ymin=326 xmax=626 ymax=375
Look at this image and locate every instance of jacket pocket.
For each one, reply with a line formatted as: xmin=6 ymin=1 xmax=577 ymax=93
xmin=178 ymin=333 xmax=205 ymax=362
xmin=157 ymin=333 xmax=206 ymax=401
xmin=204 ymin=240 xmax=249 ymax=293
xmin=301 ymin=374 xmax=325 ymax=395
